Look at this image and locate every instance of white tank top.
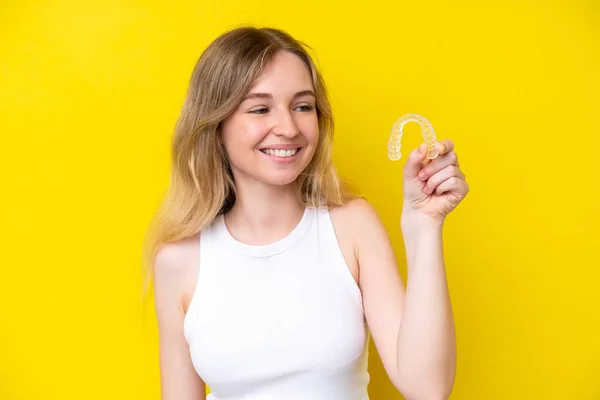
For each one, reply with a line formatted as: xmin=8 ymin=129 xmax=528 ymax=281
xmin=183 ymin=206 xmax=371 ymax=400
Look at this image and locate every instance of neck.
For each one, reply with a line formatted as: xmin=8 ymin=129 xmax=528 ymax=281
xmin=224 ymin=179 xmax=306 ymax=246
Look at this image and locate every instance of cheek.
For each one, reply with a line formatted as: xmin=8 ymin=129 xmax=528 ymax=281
xmin=302 ymin=118 xmax=320 ymax=151
xmin=298 ymin=116 xmax=319 ymax=143
xmin=222 ymin=119 xmax=268 ymax=161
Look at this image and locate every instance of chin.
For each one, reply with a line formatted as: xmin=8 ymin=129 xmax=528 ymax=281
xmin=262 ymin=172 xmax=302 ymax=187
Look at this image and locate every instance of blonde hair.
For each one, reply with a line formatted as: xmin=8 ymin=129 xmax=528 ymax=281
xmin=140 ymin=25 xmax=359 ymax=298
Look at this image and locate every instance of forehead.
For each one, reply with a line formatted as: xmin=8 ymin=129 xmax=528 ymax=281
xmin=249 ymin=51 xmax=314 ymax=92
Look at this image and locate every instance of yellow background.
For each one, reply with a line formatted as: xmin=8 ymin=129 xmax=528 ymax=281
xmin=1 ymin=0 xmax=599 ymax=399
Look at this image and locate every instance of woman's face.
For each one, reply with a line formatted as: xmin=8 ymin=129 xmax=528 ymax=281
xmin=220 ymin=50 xmax=319 ymax=188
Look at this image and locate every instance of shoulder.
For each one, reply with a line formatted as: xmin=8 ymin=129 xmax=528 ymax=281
xmin=327 ymin=197 xmax=390 ymax=279
xmin=329 ymin=197 xmax=392 ymax=259
xmin=154 ymin=233 xmax=201 ymax=279
xmin=330 ymin=196 xmax=380 ymax=218
xmin=329 ymin=197 xmax=386 ymax=238
xmin=153 ymin=233 xmax=201 ymax=313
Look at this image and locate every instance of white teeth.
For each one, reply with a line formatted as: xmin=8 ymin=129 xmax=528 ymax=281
xmin=264 ymin=148 xmax=298 ymax=158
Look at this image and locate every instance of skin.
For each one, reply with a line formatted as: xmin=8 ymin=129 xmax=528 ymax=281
xmin=154 ymin=50 xmax=469 ymax=400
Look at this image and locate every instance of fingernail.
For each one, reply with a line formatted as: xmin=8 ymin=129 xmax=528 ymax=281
xmin=419 ymin=171 xmax=427 ymax=180
xmin=418 ymin=144 xmax=426 ymax=155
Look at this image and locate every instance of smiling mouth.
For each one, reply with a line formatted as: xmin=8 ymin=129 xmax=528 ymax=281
xmin=259 ymin=148 xmax=302 ymax=158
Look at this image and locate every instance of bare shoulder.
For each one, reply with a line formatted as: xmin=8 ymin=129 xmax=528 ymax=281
xmin=329 ymin=197 xmax=387 ymax=242
xmin=154 ymin=233 xmax=201 ymax=313
xmin=328 ymin=197 xmax=388 ymax=283
xmin=330 ymin=197 xmax=380 ymax=220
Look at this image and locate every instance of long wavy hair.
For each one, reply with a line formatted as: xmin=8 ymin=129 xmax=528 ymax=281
xmin=140 ymin=25 xmax=358 ymax=299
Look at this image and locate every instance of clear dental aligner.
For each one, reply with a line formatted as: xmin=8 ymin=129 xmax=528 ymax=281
xmin=388 ymin=113 xmax=439 ymax=161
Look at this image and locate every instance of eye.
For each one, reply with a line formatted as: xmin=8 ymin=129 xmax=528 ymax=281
xmin=249 ymin=107 xmax=269 ymax=114
xmin=295 ymin=104 xmax=314 ymax=112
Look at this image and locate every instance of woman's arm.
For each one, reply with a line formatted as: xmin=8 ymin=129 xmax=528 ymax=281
xmin=358 ymin=139 xmax=466 ymax=399
xmin=349 ymin=199 xmax=455 ymax=400
xmin=154 ymin=244 xmax=206 ymax=400
xmin=395 ymin=213 xmax=456 ymax=399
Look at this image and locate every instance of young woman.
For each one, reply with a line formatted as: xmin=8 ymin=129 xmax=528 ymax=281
xmin=143 ymin=25 xmax=469 ymax=400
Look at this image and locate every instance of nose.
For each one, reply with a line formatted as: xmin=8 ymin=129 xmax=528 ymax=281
xmin=272 ymin=109 xmax=300 ymax=138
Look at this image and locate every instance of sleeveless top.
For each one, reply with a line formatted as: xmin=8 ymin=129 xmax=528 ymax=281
xmin=183 ymin=206 xmax=370 ymax=400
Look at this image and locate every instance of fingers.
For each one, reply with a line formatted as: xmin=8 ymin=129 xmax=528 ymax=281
xmin=403 ymin=143 xmax=428 ymax=179
xmin=404 ymin=139 xmax=462 ymax=185
xmin=431 ymin=175 xmax=470 ymax=196
xmin=421 ymin=139 xmax=454 ymax=167
xmin=422 ymin=164 xmax=466 ymax=195
xmin=418 ymin=144 xmax=459 ymax=181
xmin=437 ymin=139 xmax=454 ymax=156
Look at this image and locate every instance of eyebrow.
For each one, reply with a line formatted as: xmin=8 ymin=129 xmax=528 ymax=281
xmin=242 ymin=90 xmax=316 ymax=101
